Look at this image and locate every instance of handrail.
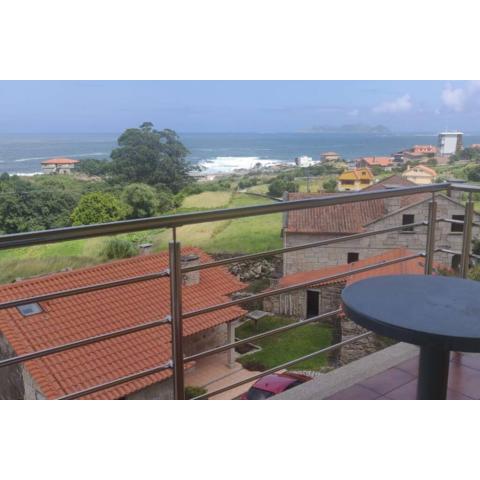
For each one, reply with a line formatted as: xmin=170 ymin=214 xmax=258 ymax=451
xmin=0 ymin=183 xmax=448 ymax=250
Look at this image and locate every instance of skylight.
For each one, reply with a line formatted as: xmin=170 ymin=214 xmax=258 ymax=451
xmin=17 ymin=303 xmax=43 ymax=317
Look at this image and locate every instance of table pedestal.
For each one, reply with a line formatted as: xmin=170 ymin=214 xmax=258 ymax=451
xmin=417 ymin=346 xmax=450 ymax=400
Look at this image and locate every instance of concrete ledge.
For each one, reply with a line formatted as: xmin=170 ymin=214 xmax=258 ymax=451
xmin=272 ymin=342 xmax=419 ymax=400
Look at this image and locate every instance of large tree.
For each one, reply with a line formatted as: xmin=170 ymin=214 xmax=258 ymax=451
xmin=110 ymin=122 xmax=195 ymax=193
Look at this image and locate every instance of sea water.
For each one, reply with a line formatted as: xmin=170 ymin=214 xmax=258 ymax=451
xmin=2 ymin=132 xmax=480 ymax=175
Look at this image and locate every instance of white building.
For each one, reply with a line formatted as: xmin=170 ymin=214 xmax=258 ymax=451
xmin=438 ymin=132 xmax=463 ymax=156
xmin=41 ymin=157 xmax=79 ymax=174
xmin=295 ymin=155 xmax=314 ymax=167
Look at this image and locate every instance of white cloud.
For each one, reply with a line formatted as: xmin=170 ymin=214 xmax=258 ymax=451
xmin=372 ymin=94 xmax=412 ymax=114
xmin=441 ymin=81 xmax=480 ymax=112
xmin=348 ymin=109 xmax=359 ymax=117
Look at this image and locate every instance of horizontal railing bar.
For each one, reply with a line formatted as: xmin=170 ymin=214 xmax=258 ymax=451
xmin=193 ymin=332 xmax=372 ymax=399
xmin=435 ymin=248 xmax=480 ymax=260
xmin=0 ymin=183 xmax=448 ymax=251
xmin=181 ymin=222 xmax=427 ymax=273
xmin=0 ymin=316 xmax=172 ymax=370
xmin=182 ymin=253 xmax=424 ymax=319
xmin=437 ymin=218 xmax=465 ymax=225
xmin=58 ymin=361 xmax=172 ymax=400
xmin=0 ymin=269 xmax=170 ymax=310
xmin=450 ymin=183 xmax=480 ymax=193
xmin=184 ymin=308 xmax=342 ymax=363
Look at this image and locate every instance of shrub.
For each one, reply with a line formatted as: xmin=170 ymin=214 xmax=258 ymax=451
xmin=101 ymin=237 xmax=137 ymax=260
xmin=322 ymin=178 xmax=337 ymax=193
xmin=184 ymin=385 xmax=207 ymax=399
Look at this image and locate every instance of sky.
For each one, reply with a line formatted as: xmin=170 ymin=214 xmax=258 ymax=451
xmin=0 ymin=80 xmax=479 ymax=134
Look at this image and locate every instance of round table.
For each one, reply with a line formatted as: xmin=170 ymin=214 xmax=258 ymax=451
xmin=341 ymin=275 xmax=480 ymax=400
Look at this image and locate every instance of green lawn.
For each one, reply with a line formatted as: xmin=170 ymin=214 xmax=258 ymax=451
xmin=236 ymin=316 xmax=332 ymax=372
xmin=181 ymin=190 xmax=232 ymax=209
xmin=0 ymin=191 xmax=282 ymax=283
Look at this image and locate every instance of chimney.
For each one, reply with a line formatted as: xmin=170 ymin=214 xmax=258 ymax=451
xmin=138 ymin=243 xmax=153 ymax=256
xmin=181 ymin=254 xmax=200 ymax=286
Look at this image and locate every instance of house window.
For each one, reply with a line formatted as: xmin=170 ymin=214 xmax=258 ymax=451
xmin=451 ymin=214 xmax=464 ymax=233
xmin=347 ymin=252 xmax=359 ymax=263
xmin=402 ymin=214 xmax=415 ymax=232
xmin=17 ymin=303 xmax=43 ymax=317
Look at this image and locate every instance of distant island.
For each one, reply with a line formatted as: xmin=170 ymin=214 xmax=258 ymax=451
xmin=302 ymin=124 xmax=391 ymax=134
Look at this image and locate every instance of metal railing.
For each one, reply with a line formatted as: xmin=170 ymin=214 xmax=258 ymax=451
xmin=0 ymin=181 xmax=478 ymax=400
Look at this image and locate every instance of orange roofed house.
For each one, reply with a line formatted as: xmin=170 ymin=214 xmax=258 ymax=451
xmin=355 ymin=156 xmax=394 ymax=171
xmin=337 ymin=168 xmax=374 ymax=191
xmin=0 ymin=248 xmax=246 ymax=400
xmin=41 ymin=157 xmax=79 ymax=175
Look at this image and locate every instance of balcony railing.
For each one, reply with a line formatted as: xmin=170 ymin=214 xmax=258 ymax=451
xmin=0 ymin=181 xmax=478 ymax=399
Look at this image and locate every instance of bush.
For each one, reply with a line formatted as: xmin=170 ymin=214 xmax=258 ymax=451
xmin=268 ymin=178 xmax=298 ymax=197
xmin=184 ymin=385 xmax=207 ymax=400
xmin=121 ymin=183 xmax=159 ymax=219
xmin=101 ymin=237 xmax=137 ymax=260
xmin=322 ymin=178 xmax=337 ymax=193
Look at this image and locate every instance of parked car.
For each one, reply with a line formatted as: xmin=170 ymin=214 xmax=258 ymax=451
xmin=240 ymin=372 xmax=311 ymax=400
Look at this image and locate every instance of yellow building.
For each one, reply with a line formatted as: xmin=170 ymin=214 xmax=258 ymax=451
xmin=337 ymin=168 xmax=374 ymax=191
xmin=401 ymin=165 xmax=437 ymax=185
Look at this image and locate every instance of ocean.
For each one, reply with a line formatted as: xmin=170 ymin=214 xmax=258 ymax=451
xmin=2 ymin=132 xmax=480 ymax=175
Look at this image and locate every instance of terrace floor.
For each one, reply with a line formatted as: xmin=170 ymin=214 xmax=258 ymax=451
xmin=327 ymin=353 xmax=479 ymax=399
xmin=274 ymin=343 xmax=480 ymax=400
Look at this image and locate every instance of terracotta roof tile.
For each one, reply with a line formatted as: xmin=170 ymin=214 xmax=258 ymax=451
xmin=41 ymin=158 xmax=80 ymax=165
xmin=0 ymin=248 xmax=246 ymax=399
xmin=285 ymin=175 xmax=427 ymax=234
xmin=277 ymin=248 xmax=430 ymax=288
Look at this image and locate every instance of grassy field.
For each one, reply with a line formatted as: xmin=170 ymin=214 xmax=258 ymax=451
xmin=236 ymin=316 xmax=332 ymax=372
xmin=0 ymin=191 xmax=282 ymax=283
xmin=181 ymin=191 xmax=232 ymax=209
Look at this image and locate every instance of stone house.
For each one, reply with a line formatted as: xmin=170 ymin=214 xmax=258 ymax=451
xmin=40 ymin=157 xmax=79 ymax=174
xmin=283 ymin=175 xmax=480 ymax=275
xmin=0 ymin=248 xmax=246 ymax=400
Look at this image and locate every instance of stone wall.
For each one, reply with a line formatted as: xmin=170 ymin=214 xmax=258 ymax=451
xmin=0 ymin=332 xmax=44 ymax=400
xmin=284 ymin=194 xmax=479 ymax=274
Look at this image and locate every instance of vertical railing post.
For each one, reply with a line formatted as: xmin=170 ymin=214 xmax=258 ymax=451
xmin=460 ymin=192 xmax=474 ymax=279
xmin=169 ymin=236 xmax=185 ymax=399
xmin=424 ymin=193 xmax=437 ymax=275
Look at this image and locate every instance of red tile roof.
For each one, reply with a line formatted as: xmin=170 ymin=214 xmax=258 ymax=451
xmin=0 ymin=248 xmax=246 ymax=399
xmin=357 ymin=156 xmax=393 ymax=167
xmin=277 ymin=248 xmax=427 ymax=288
xmin=285 ymin=176 xmax=427 ymax=234
xmin=41 ymin=158 xmax=79 ymax=165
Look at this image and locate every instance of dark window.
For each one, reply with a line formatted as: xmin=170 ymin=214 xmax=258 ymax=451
xmin=402 ymin=214 xmax=415 ymax=232
xmin=451 ymin=214 xmax=464 ymax=233
xmin=347 ymin=252 xmax=359 ymax=263
xmin=246 ymin=387 xmax=274 ymax=400
xmin=306 ymin=290 xmax=320 ymax=318
xmin=451 ymin=254 xmax=461 ymax=271
xmin=17 ymin=303 xmax=43 ymax=317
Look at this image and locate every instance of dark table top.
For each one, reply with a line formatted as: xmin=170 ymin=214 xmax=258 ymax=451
xmin=341 ymin=275 xmax=480 ymax=352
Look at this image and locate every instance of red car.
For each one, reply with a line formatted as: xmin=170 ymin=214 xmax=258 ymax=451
xmin=240 ymin=372 xmax=311 ymax=400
